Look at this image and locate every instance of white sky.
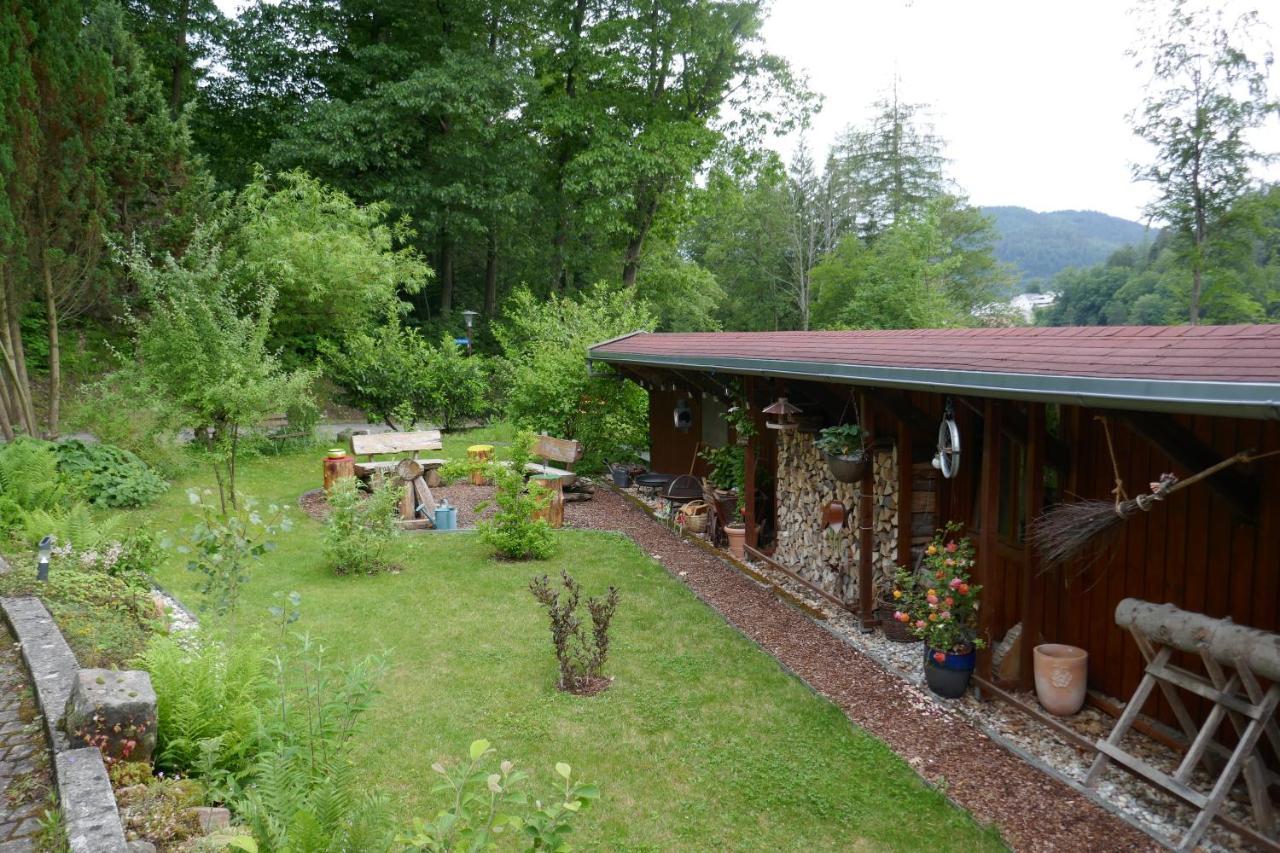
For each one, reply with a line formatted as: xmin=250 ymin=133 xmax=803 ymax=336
xmin=762 ymin=0 xmax=1280 ymax=221
xmin=214 ymin=0 xmax=1280 ymax=222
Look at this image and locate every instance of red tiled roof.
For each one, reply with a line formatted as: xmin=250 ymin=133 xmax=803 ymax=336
xmin=590 ymin=326 xmax=1280 ymax=383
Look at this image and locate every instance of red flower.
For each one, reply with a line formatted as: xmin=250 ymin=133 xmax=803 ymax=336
xmin=933 ymin=651 xmax=946 ymax=664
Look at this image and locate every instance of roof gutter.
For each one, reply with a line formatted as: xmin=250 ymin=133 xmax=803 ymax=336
xmin=587 ymin=349 xmax=1280 ymax=421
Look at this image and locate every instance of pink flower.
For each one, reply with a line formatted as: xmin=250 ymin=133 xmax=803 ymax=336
xmin=916 ymin=620 xmax=927 ymax=629
xmin=893 ymin=610 xmax=903 ymax=621
xmin=926 ymin=593 xmax=939 ymax=605
xmin=940 ymin=611 xmax=951 ymax=620
xmin=945 ymin=541 xmax=958 ymax=553
xmin=948 ymin=577 xmax=962 ymax=590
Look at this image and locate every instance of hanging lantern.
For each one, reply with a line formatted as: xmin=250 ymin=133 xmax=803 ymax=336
xmin=673 ymin=398 xmax=694 ymax=433
xmin=932 ymin=398 xmax=961 ymax=478
xmin=763 ymin=397 xmax=802 ymax=431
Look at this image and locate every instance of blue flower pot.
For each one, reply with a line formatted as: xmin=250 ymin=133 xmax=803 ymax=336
xmin=924 ymin=647 xmax=976 ymax=699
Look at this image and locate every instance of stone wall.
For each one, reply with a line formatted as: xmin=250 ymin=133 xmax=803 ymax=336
xmin=773 ymin=431 xmax=937 ymax=606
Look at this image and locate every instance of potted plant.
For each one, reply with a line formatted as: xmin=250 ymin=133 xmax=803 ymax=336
xmin=724 ymin=510 xmax=749 ymax=560
xmin=700 ymin=444 xmax=744 ymax=503
xmin=891 ymin=525 xmax=985 ymax=698
xmin=815 ymin=423 xmax=867 ymax=483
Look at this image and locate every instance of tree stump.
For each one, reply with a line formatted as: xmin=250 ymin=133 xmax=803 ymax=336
xmin=467 ymin=444 xmax=494 ymax=485
xmin=530 ymin=475 xmax=564 ymax=528
xmin=322 ymin=453 xmax=354 ymax=492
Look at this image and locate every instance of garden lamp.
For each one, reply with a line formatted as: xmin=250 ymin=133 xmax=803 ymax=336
xmin=461 ymin=309 xmax=479 ymax=355
xmin=36 ymin=535 xmax=53 ymax=582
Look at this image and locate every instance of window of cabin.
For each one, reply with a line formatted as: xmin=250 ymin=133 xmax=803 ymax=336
xmin=701 ymin=396 xmax=729 ymax=447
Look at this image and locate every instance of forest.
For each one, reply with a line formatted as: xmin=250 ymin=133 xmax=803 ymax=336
xmin=1 ymin=0 xmax=1277 ymax=446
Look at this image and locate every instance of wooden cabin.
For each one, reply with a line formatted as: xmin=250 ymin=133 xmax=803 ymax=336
xmin=587 ymin=325 xmax=1280 ymax=728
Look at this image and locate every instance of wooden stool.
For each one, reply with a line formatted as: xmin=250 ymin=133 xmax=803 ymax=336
xmin=467 ymin=444 xmax=494 ymax=485
xmin=530 ymin=474 xmax=564 ymax=528
xmin=322 ymin=450 xmax=354 ymax=492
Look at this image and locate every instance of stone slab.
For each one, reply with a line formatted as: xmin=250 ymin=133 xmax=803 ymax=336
xmin=55 ymin=749 xmax=126 ymax=852
xmin=0 ymin=598 xmax=76 ymax=752
xmin=65 ymin=670 xmax=157 ymax=764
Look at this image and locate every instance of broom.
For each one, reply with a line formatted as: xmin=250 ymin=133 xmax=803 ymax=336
xmin=1030 ymin=429 xmax=1279 ymax=569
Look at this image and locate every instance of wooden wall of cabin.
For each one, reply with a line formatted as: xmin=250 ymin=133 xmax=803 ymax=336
xmin=646 ymin=387 xmax=713 ymax=478
xmin=1035 ymin=407 xmax=1280 ymax=726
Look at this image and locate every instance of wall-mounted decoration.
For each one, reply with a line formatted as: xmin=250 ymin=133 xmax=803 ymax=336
xmin=932 ymin=399 xmax=961 ymax=479
xmin=673 ymin=398 xmax=693 ymax=433
xmin=763 ymin=397 xmax=801 ymax=431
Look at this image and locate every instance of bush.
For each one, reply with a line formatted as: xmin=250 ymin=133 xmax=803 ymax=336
xmin=54 ymin=439 xmax=168 ymax=508
xmin=134 ymin=634 xmax=265 ymax=787
xmin=476 ymin=435 xmax=554 ymax=561
xmin=324 ymin=476 xmax=401 ymax=574
xmin=529 ymin=571 xmax=620 ymax=693
xmin=403 ymin=739 xmax=599 ymax=851
xmin=174 ymin=489 xmax=291 ymax=615
xmin=494 ymin=285 xmax=652 ymax=471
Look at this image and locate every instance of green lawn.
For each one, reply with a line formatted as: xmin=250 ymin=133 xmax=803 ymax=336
xmin=123 ymin=434 xmax=1004 ymax=851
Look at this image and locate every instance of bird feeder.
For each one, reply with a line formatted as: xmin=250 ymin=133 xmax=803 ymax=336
xmin=763 ymin=397 xmax=802 ymax=431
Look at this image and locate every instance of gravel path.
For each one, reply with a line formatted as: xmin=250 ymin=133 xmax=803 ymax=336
xmin=0 ymin=625 xmax=52 ymax=850
xmin=565 ymin=487 xmax=1158 ymax=852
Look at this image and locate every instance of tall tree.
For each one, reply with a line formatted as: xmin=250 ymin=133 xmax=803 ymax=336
xmin=1130 ymin=0 xmax=1278 ymax=324
xmin=122 ymin=0 xmax=225 ymax=113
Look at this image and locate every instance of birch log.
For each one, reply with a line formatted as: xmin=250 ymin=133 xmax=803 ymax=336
xmin=1114 ymin=599 xmax=1280 ymax=682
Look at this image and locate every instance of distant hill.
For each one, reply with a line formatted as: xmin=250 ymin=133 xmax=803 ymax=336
xmin=981 ymin=206 xmax=1154 ymax=289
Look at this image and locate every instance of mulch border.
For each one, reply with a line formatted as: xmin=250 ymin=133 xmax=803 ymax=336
xmin=570 ymin=484 xmax=1161 ymax=852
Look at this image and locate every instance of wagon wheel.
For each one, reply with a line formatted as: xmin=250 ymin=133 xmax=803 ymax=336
xmin=934 ymin=404 xmax=961 ymax=479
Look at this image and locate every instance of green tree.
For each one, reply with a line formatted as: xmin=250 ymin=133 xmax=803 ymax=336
xmin=494 ymin=285 xmax=653 ymax=470
xmin=1130 ymin=0 xmax=1278 ymax=324
xmin=121 ymin=0 xmax=226 ymax=113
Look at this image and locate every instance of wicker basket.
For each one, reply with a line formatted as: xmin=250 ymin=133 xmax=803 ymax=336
xmin=677 ymin=500 xmax=710 ymax=534
xmin=876 ymin=608 xmax=919 ymax=643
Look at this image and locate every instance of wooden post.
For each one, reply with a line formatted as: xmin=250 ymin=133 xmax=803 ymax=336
xmin=744 ymin=376 xmax=758 ymax=548
xmin=1019 ymin=402 xmax=1046 ymax=688
xmin=896 ymin=419 xmax=913 ymax=574
xmin=858 ymin=391 xmax=876 ymax=629
xmin=323 ymin=453 xmax=355 ymax=493
xmin=977 ymin=398 xmax=1001 ymax=686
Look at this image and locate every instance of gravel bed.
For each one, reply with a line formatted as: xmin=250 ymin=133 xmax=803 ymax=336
xmin=571 ymin=486 xmax=1160 ymax=852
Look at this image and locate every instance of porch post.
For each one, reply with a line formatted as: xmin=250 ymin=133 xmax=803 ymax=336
xmin=744 ymin=376 xmax=758 ymax=549
xmin=977 ymin=398 xmax=1001 ymax=686
xmin=896 ymin=419 xmax=913 ymax=576
xmin=858 ymin=391 xmax=876 ymax=629
xmin=1019 ymin=402 xmax=1046 ymax=688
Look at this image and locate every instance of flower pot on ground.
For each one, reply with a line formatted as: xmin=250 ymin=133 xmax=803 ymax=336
xmin=815 ymin=424 xmax=868 ymax=484
xmin=892 ymin=524 xmax=986 ymax=698
xmin=1033 ymin=643 xmax=1089 ymax=716
xmin=924 ymin=647 xmax=976 ymax=698
xmin=724 ymin=522 xmax=748 ymax=560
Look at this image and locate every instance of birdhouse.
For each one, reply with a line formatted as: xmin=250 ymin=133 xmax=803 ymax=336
xmin=763 ymin=397 xmax=802 ymax=431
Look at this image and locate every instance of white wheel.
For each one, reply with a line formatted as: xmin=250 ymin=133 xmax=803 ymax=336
xmin=937 ymin=416 xmax=961 ymax=479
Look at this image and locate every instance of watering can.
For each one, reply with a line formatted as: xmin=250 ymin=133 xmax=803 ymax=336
xmin=434 ymin=500 xmax=457 ymax=531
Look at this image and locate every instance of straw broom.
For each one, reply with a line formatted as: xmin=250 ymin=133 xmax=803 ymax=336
xmin=1030 ymin=448 xmax=1278 ymax=570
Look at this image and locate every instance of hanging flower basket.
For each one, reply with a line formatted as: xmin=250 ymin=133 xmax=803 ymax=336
xmin=822 ymin=450 xmax=867 ymax=483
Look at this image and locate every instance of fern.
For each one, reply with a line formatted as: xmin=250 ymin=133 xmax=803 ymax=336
xmin=0 ymin=438 xmax=66 ymax=513
xmin=20 ymin=502 xmax=125 ymax=550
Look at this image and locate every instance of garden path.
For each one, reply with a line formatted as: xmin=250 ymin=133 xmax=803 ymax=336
xmin=565 ymin=488 xmax=1159 ymax=852
xmin=0 ymin=624 xmax=51 ymax=851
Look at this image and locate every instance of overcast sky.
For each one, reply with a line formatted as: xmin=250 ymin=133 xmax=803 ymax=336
xmin=213 ymin=0 xmax=1280 ymax=222
xmin=762 ymin=0 xmax=1280 ymax=221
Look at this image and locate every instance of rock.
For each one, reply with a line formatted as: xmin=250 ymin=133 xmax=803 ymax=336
xmin=127 ymin=842 xmax=157 ymax=853
xmin=188 ymin=806 xmax=231 ymax=832
xmin=64 ymin=669 xmax=157 ymax=763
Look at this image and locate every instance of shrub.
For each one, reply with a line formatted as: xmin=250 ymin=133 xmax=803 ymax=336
xmin=436 ymin=458 xmax=472 ymax=484
xmin=54 ymin=439 xmax=168 ymax=508
xmin=476 ymin=435 xmax=554 ymax=561
xmin=403 ymin=739 xmax=600 ymax=851
xmin=494 ymin=285 xmax=652 ymax=471
xmin=75 ymin=529 xmax=162 ymax=588
xmin=528 ymin=571 xmax=620 ymax=693
xmin=173 ymin=489 xmax=290 ymax=615
xmin=323 ymin=476 xmax=401 ymax=574
xmin=135 ymin=634 xmax=266 ymax=787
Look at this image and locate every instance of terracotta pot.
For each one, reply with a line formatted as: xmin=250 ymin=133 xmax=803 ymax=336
xmin=1033 ymin=643 xmax=1088 ymax=716
xmin=724 ymin=522 xmax=748 ymax=560
xmin=924 ymin=647 xmax=976 ymax=698
xmin=823 ymin=451 xmax=867 ymax=483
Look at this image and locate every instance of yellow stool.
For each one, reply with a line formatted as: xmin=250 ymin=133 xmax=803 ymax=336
xmin=467 ymin=444 xmax=494 ymax=485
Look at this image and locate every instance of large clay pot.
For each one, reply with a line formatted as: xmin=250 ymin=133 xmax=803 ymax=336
xmin=1033 ymin=643 xmax=1088 ymax=716
xmin=924 ymin=647 xmax=976 ymax=699
xmin=823 ymin=451 xmax=867 ymax=484
xmin=724 ymin=522 xmax=748 ymax=560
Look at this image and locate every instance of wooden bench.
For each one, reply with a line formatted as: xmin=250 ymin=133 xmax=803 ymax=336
xmin=524 ymin=434 xmax=583 ymax=486
xmin=351 ymin=430 xmax=446 ymax=485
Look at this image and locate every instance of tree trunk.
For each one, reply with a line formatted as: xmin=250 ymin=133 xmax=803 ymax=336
xmin=438 ymin=229 xmax=454 ymax=316
xmin=170 ymin=0 xmax=190 ymax=113
xmin=42 ymin=250 xmax=60 ymax=437
xmin=484 ymin=227 xmax=498 ymax=314
xmin=621 ymin=191 xmax=661 ymax=288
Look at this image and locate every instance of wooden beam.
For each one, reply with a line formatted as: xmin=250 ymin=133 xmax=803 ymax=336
xmin=858 ymin=391 xmax=876 ymax=629
xmin=744 ymin=376 xmax=758 ymax=549
xmin=896 ymin=419 xmax=913 ymax=575
xmin=1116 ymin=411 xmax=1258 ymax=524
xmin=976 ymin=399 xmax=1001 ymax=686
xmin=1020 ymin=402 xmax=1046 ymax=688
xmin=1001 ymin=403 xmax=1071 ymax=472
